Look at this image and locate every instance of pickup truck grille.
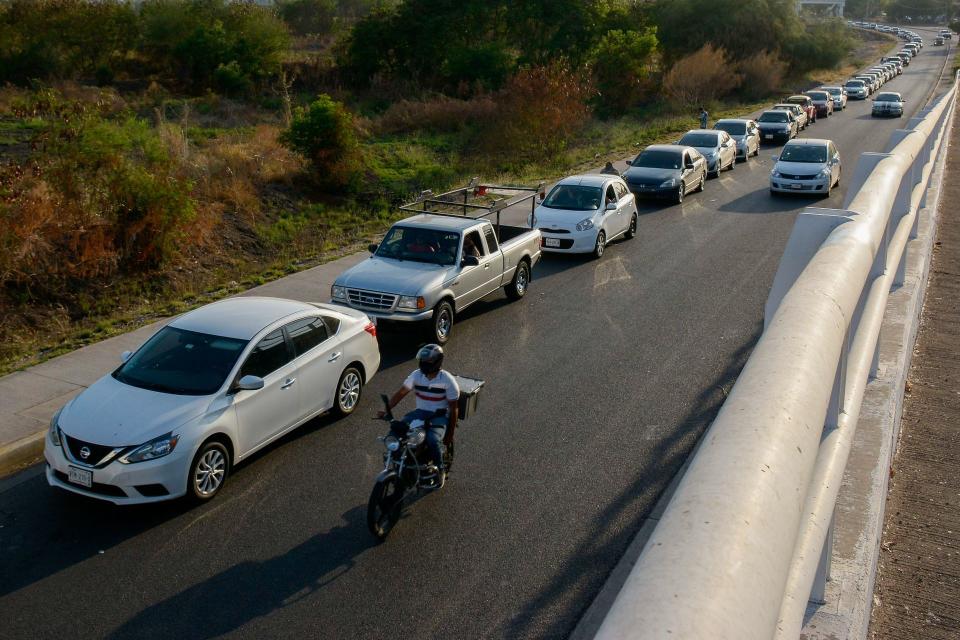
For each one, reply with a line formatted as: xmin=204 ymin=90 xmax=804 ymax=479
xmin=347 ymin=288 xmax=397 ymax=311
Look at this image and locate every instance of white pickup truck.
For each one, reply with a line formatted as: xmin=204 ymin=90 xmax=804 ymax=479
xmin=330 ymin=182 xmax=543 ymax=344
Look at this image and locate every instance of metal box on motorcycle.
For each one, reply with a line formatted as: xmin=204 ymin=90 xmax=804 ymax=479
xmin=455 ymin=375 xmax=484 ymax=420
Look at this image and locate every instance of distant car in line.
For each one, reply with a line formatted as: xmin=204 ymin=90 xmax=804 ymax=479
xmin=770 ymin=138 xmax=842 ymax=198
xmin=844 ymin=79 xmax=869 ymax=100
xmin=713 ymin=118 xmax=761 ymax=161
xmin=804 ymin=90 xmax=834 ymax=118
xmin=785 ymin=95 xmax=818 ymax=125
xmin=896 ymin=52 xmax=911 ymax=66
xmin=822 ymin=86 xmax=848 ymax=110
xmin=623 ymin=144 xmax=708 ymax=204
xmin=934 ymin=36 xmax=945 ymax=46
xmin=676 ymin=129 xmax=738 ymax=176
xmin=757 ymin=109 xmax=798 ymax=144
xmin=872 ymin=92 xmax=905 ymax=117
xmin=773 ymin=103 xmax=809 ymax=129
xmin=45 ymin=297 xmax=381 ymax=504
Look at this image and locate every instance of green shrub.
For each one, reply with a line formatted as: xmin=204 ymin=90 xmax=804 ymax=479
xmin=278 ymin=0 xmax=337 ymax=36
xmin=281 ymin=94 xmax=362 ymax=188
xmin=590 ymin=28 xmax=660 ymax=115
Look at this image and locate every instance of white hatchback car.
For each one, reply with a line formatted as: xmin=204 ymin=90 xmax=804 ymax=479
xmin=534 ymin=174 xmax=639 ymax=259
xmin=770 ymin=138 xmax=842 ymax=197
xmin=45 ymin=297 xmax=380 ymax=504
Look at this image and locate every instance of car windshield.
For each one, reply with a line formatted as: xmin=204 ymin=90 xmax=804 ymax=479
xmin=632 ymin=149 xmax=682 ymax=170
xmin=113 ymin=327 xmax=247 ymax=396
xmin=780 ymin=145 xmax=828 ymax=163
xmin=846 ymin=81 xmax=865 ymax=87
xmin=825 ymin=87 xmax=842 ymax=95
xmin=541 ymin=185 xmax=603 ymax=211
xmin=807 ymin=92 xmax=829 ymax=100
xmin=759 ymin=112 xmax=789 ymax=123
xmin=876 ymin=93 xmax=901 ymax=102
xmin=715 ymin=122 xmax=746 ymax=135
xmin=375 ymin=226 xmax=460 ymax=265
xmin=679 ymin=132 xmax=719 ymax=147
xmin=786 ymin=97 xmax=807 ymax=105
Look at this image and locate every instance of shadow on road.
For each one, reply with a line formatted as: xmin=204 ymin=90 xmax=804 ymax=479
xmin=493 ymin=324 xmax=762 ymax=639
xmin=106 ymin=505 xmax=374 ymax=640
xmin=717 ymin=188 xmax=813 ymax=214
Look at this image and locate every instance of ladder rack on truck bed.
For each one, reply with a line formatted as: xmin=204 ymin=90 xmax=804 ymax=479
xmin=398 ymin=178 xmax=544 ymax=236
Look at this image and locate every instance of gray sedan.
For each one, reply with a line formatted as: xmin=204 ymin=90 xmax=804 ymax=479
xmin=714 ymin=119 xmax=760 ymax=161
xmin=676 ymin=129 xmax=737 ymax=176
xmin=623 ymin=144 xmax=708 ymax=205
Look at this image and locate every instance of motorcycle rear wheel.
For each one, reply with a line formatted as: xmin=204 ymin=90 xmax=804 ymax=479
xmin=368 ymin=476 xmax=403 ymax=540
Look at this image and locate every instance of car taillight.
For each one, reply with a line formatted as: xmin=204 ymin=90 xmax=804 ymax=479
xmin=364 ymin=321 xmax=377 ymax=338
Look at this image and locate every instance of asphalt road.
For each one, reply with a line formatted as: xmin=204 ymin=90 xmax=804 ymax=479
xmin=0 ymin=31 xmax=952 ymax=640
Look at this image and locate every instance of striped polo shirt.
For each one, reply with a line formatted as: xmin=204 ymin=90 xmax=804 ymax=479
xmin=403 ymin=370 xmax=460 ymax=412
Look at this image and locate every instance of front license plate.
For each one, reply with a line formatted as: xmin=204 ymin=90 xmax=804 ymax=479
xmin=544 ymin=238 xmax=561 ymax=248
xmin=791 ymin=183 xmax=803 ymax=190
xmin=68 ymin=466 xmax=92 ymax=488
xmin=765 ymin=134 xmax=774 ymax=140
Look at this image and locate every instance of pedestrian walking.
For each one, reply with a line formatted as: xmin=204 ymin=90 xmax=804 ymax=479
xmin=699 ymin=106 xmax=709 ymax=129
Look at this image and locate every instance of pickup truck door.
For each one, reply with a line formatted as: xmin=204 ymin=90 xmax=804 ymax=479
xmin=454 ymin=228 xmax=500 ymax=310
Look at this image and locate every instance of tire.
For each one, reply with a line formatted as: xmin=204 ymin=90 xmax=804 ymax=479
xmin=188 ymin=440 xmax=230 ymax=502
xmin=505 ymin=260 xmax=530 ymax=300
xmin=367 ymin=476 xmax=403 ymax=541
xmin=430 ymin=301 xmax=454 ymax=345
xmin=728 ymin=155 xmax=736 ymax=171
xmin=625 ymin=214 xmax=638 ymax=239
xmin=675 ymin=184 xmax=685 ymax=204
xmin=332 ymin=366 xmax=363 ymax=417
xmin=695 ymin=174 xmax=705 ymax=193
xmin=592 ymin=231 xmax=606 ymax=259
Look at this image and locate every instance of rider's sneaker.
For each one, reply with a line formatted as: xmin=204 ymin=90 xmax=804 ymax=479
xmin=437 ymin=468 xmax=446 ymax=489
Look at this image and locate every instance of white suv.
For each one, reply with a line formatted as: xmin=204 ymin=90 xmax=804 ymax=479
xmin=45 ymin=297 xmax=380 ymax=504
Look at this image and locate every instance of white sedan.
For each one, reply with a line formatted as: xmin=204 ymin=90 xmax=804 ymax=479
xmin=44 ymin=297 xmax=380 ymax=504
xmin=534 ymin=174 xmax=639 ymax=259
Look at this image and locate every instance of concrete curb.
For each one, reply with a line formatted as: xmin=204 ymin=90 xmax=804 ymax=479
xmin=0 ymin=431 xmax=46 ymax=478
xmin=800 ymin=88 xmax=955 ymax=639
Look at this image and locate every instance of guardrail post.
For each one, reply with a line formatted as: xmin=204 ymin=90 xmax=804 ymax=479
xmin=809 ymin=508 xmax=835 ymax=605
xmin=765 ymin=209 xmax=855 ymax=330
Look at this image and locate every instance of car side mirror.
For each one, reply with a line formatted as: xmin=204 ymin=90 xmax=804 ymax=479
xmin=368 ymin=243 xmax=378 ymax=253
xmin=461 ymin=255 xmax=480 ymax=268
xmin=771 ymin=155 xmax=779 ymax=162
xmin=624 ymin=158 xmax=633 ymax=166
xmin=120 ymin=350 xmax=133 ymax=364
xmin=685 ymin=162 xmax=695 ymax=170
xmin=235 ymin=375 xmax=265 ymax=392
xmin=605 ymin=202 xmax=617 ymax=211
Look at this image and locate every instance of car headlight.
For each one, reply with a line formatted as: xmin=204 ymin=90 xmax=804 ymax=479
xmin=771 ymin=170 xmax=781 ymax=178
xmin=397 ymin=295 xmax=425 ymax=310
xmin=48 ymin=408 xmax=62 ymax=447
xmin=820 ymin=168 xmax=832 ymax=178
xmin=119 ymin=433 xmax=179 ymax=464
xmin=576 ymin=218 xmax=594 ymax=232
xmin=660 ymin=178 xmax=678 ymax=188
xmin=331 ymin=285 xmax=346 ymax=301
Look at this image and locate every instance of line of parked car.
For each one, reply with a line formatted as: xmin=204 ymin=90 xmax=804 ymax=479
xmin=42 ymin=24 xmax=935 ymax=507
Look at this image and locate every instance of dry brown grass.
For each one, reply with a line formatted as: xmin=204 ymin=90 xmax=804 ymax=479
xmin=372 ymin=95 xmax=498 ymax=135
xmin=664 ymin=45 xmax=742 ymax=108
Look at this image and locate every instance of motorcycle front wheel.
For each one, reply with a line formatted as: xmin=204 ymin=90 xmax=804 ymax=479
xmin=367 ymin=476 xmax=403 ymax=540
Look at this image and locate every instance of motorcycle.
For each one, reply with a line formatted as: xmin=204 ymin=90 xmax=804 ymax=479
xmin=367 ymin=394 xmax=451 ymax=540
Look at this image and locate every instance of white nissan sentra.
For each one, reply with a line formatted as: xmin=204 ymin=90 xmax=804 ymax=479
xmin=44 ymin=297 xmax=380 ymax=504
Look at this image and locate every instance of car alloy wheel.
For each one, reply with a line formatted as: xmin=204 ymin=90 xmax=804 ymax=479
xmin=191 ymin=442 xmax=229 ymax=500
xmin=336 ymin=367 xmax=363 ymax=415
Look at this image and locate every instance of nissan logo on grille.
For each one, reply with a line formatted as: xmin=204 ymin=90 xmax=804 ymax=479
xmin=79 ymin=446 xmax=91 ymax=459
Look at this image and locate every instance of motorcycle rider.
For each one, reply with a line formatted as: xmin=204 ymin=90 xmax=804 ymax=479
xmin=378 ymin=344 xmax=460 ymax=483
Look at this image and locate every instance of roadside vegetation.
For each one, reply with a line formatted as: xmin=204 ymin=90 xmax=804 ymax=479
xmin=0 ymin=0 xmax=874 ymax=374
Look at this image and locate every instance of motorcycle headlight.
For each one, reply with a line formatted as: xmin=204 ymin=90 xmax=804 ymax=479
xmin=660 ymin=178 xmax=677 ymax=188
xmin=331 ymin=285 xmax=347 ymax=301
xmin=397 ymin=295 xmax=425 ymax=310
xmin=119 ymin=433 xmax=179 ymax=464
xmin=384 ymin=435 xmax=400 ymax=452
xmin=48 ymin=408 xmax=62 ymax=447
xmin=407 ymin=428 xmax=426 ymax=447
xmin=576 ymin=218 xmax=594 ymax=232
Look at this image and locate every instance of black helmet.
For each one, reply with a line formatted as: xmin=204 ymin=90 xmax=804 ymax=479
xmin=417 ymin=344 xmax=444 ymax=374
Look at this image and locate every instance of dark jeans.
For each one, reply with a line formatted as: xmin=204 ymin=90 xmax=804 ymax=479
xmin=401 ymin=409 xmax=447 ymax=471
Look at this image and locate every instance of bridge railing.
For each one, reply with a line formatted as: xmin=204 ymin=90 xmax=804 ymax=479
xmin=594 ymin=73 xmax=958 ymax=640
